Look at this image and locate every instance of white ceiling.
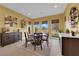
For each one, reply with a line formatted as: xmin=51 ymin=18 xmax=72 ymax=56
xmin=1 ymin=3 xmax=67 ymax=19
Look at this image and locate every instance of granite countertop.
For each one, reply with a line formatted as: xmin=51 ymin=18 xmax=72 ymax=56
xmin=59 ymin=33 xmax=79 ymax=38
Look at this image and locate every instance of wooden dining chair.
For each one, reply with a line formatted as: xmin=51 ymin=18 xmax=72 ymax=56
xmin=42 ymin=33 xmax=49 ymax=46
xmin=33 ymin=33 xmax=43 ymax=50
xmin=24 ymin=32 xmax=33 ymax=47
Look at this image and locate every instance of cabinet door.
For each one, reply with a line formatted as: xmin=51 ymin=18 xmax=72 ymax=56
xmin=62 ymin=37 xmax=79 ymax=56
xmin=0 ymin=33 xmax=2 ymax=46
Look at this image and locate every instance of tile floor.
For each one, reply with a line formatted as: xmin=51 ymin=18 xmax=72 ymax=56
xmin=0 ymin=37 xmax=62 ymax=56
xmin=49 ymin=37 xmax=62 ymax=56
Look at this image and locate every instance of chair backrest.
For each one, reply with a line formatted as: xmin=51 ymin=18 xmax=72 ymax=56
xmin=24 ymin=32 xmax=28 ymax=41
xmin=47 ymin=33 xmax=49 ymax=38
xmin=42 ymin=33 xmax=49 ymax=40
xmin=34 ymin=33 xmax=41 ymax=40
xmin=27 ymin=33 xmax=34 ymax=40
xmin=33 ymin=33 xmax=42 ymax=45
xmin=38 ymin=33 xmax=42 ymax=39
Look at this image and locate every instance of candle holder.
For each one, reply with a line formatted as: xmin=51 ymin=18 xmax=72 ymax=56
xmin=71 ymin=31 xmax=75 ymax=36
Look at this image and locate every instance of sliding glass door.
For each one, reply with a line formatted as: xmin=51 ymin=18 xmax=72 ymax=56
xmin=51 ymin=19 xmax=59 ymax=37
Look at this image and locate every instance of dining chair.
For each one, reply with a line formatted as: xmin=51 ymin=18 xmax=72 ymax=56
xmin=33 ymin=33 xmax=43 ymax=50
xmin=24 ymin=32 xmax=33 ymax=47
xmin=42 ymin=33 xmax=49 ymax=46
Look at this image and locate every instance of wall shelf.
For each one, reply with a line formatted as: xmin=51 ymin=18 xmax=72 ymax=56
xmin=4 ymin=16 xmax=17 ymax=27
xmin=21 ymin=19 xmax=26 ymax=28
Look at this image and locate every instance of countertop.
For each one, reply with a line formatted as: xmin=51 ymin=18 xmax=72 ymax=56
xmin=59 ymin=33 xmax=79 ymax=38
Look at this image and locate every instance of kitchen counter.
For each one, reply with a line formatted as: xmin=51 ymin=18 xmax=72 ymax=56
xmin=59 ymin=33 xmax=79 ymax=38
xmin=59 ymin=33 xmax=79 ymax=56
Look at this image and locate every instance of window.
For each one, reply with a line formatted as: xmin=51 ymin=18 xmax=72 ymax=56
xmin=34 ymin=22 xmax=39 ymax=32
xmin=42 ymin=21 xmax=48 ymax=30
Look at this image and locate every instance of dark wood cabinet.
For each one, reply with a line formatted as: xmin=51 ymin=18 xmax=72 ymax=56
xmin=0 ymin=32 xmax=22 ymax=47
xmin=62 ymin=37 xmax=79 ymax=56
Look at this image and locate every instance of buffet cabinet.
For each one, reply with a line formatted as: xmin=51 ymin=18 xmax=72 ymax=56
xmin=0 ymin=32 xmax=22 ymax=47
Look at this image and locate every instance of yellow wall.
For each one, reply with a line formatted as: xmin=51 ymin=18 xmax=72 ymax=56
xmin=32 ymin=3 xmax=79 ymax=35
xmin=64 ymin=3 xmax=79 ymax=32
xmin=1 ymin=4 xmax=78 ymax=36
xmin=0 ymin=5 xmax=31 ymax=33
xmin=32 ymin=13 xmax=64 ymax=36
xmin=31 ymin=3 xmax=79 ymax=36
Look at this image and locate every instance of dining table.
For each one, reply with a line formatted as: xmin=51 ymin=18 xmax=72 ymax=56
xmin=27 ymin=33 xmax=48 ymax=50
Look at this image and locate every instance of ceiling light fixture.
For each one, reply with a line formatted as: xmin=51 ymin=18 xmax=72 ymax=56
xmin=54 ymin=5 xmax=58 ymax=8
xmin=27 ymin=13 xmax=31 ymax=16
xmin=48 ymin=4 xmax=58 ymax=8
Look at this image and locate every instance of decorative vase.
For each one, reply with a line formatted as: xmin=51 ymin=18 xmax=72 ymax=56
xmin=72 ymin=31 xmax=75 ymax=36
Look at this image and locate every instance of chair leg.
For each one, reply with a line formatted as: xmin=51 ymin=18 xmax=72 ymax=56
xmin=25 ymin=42 xmax=27 ymax=47
xmin=40 ymin=45 xmax=42 ymax=50
xmin=40 ymin=41 xmax=42 ymax=50
xmin=34 ymin=45 xmax=36 ymax=51
xmin=46 ymin=40 xmax=48 ymax=47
